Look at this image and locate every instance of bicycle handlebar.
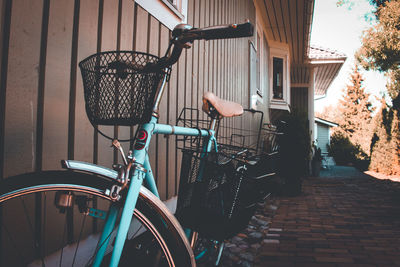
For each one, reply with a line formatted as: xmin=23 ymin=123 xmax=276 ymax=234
xmin=147 ymin=21 xmax=254 ymax=71
xmin=173 ymin=21 xmax=254 ymax=42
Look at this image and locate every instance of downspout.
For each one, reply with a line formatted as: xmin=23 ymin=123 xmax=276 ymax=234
xmin=308 ymin=66 xmax=315 ymax=142
xmin=314 ymin=94 xmax=327 ymax=101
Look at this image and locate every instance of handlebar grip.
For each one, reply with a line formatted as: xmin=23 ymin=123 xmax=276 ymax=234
xmin=150 ymin=22 xmax=254 ymax=70
xmin=190 ymin=22 xmax=254 ymax=41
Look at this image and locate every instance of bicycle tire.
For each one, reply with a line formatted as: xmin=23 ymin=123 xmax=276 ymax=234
xmin=192 ymin=233 xmax=224 ymax=266
xmin=0 ymin=170 xmax=195 ymax=267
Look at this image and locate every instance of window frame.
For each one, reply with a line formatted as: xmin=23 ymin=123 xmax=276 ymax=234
xmin=269 ymin=44 xmax=290 ymax=110
xmin=249 ymin=23 xmax=269 ymax=110
xmin=160 ymin=0 xmax=184 ymax=20
xmin=272 ymin=57 xmax=284 ymax=100
xmin=135 ymin=0 xmax=188 ymax=30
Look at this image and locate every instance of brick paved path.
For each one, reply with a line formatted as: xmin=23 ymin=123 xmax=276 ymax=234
xmin=255 ymin=176 xmax=400 ymax=267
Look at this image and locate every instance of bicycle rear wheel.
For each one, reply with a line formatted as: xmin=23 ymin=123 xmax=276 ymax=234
xmin=0 ymin=171 xmax=194 ymax=266
xmin=192 ymin=234 xmax=224 ymax=266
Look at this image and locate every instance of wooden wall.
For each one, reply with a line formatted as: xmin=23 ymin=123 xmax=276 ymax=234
xmin=0 ymin=0 xmax=256 ymax=201
xmin=291 ymin=87 xmax=308 ymax=113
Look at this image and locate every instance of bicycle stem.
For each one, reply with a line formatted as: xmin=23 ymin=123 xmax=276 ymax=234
xmin=151 ymin=68 xmax=170 ymax=118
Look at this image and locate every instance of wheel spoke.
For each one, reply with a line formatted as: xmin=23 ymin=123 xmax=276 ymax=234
xmin=42 ymin=193 xmax=47 ymax=267
xmin=21 ymin=196 xmax=46 ymax=266
xmin=2 ymin=223 xmax=25 ymax=266
xmin=85 ymin=226 xmax=115 ymax=266
xmin=72 ymin=213 xmax=87 ymax=266
xmin=59 ymin=215 xmax=68 ymax=267
xmin=21 ymin=197 xmax=35 ymax=241
xmin=0 ymin=176 xmax=191 ymax=266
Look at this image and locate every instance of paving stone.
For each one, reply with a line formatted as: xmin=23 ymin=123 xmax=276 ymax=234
xmin=266 ymin=233 xmax=280 ymax=237
xmin=228 ymin=246 xmax=242 ymax=254
xmin=248 ymin=231 xmax=263 ymax=241
xmin=268 ymin=228 xmax=283 ymax=232
xmin=239 ymin=244 xmax=249 ymax=249
xmin=231 ymin=236 xmax=244 ymax=243
xmin=237 ymin=233 xmax=247 ymax=239
xmin=268 ymin=204 xmax=278 ymax=211
xmin=220 ymin=173 xmax=400 ymax=266
xmin=225 ymin=243 xmax=237 ymax=248
xmin=238 ymin=261 xmax=252 ymax=267
xmin=253 ymin=175 xmax=400 ymax=266
xmin=240 ymin=252 xmax=254 ymax=262
xmin=263 ymin=239 xmax=280 ymax=244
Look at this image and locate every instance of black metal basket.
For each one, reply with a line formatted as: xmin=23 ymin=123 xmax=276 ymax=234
xmin=175 ymin=108 xmax=217 ymax=150
xmin=217 ymin=109 xmax=264 ymax=155
xmin=260 ymin=123 xmax=282 ymax=154
xmin=79 ymin=51 xmax=168 ymax=126
xmin=176 ymin=149 xmax=256 ymax=241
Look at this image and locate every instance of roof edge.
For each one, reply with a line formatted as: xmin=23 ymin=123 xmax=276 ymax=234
xmin=315 ymin=117 xmax=339 ymax=127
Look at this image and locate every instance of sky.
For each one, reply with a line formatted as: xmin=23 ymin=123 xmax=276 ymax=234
xmin=311 ymin=0 xmax=388 ymax=112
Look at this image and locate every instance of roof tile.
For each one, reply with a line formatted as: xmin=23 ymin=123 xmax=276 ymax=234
xmin=309 ymin=45 xmax=346 ymax=60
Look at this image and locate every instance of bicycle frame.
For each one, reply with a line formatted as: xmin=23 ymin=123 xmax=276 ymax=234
xmin=90 ymin=70 xmax=217 ymax=267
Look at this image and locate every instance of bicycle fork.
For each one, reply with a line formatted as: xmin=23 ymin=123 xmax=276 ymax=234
xmin=92 ymin=167 xmax=146 ymax=267
xmin=93 ymin=121 xmax=156 ymax=267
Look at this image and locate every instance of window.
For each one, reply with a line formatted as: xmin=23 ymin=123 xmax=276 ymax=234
xmin=136 ymin=0 xmax=188 ymax=30
xmin=262 ymin=35 xmax=269 ymax=99
xmin=249 ymin=26 xmax=268 ymax=109
xmin=256 ymin=32 xmax=261 ymax=97
xmin=273 ymin=57 xmax=283 ymax=99
xmin=269 ymin=45 xmax=290 ymax=110
xmin=161 ymin=0 xmax=185 ymax=19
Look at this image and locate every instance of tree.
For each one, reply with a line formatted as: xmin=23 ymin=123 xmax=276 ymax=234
xmin=337 ymin=0 xmax=400 ymax=174
xmin=369 ymin=97 xmax=400 ymax=175
xmin=338 ymin=64 xmax=375 ymax=155
xmin=315 ymin=104 xmax=342 ymax=125
xmin=356 ymin=0 xmax=400 ymax=106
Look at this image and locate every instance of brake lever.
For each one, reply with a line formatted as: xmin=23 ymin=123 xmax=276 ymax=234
xmin=111 ymin=139 xmax=128 ymax=166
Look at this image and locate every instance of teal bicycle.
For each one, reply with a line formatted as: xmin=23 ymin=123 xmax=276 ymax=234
xmin=0 ymin=22 xmax=253 ymax=266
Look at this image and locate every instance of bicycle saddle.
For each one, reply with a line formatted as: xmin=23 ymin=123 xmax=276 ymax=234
xmin=202 ymin=91 xmax=243 ymax=118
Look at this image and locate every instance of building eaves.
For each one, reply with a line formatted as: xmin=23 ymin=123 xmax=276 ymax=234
xmin=309 ymin=45 xmax=347 ymax=62
xmin=315 ymin=117 xmax=339 ymax=127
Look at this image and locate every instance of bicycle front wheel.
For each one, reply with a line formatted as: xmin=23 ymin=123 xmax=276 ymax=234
xmin=0 ymin=170 xmax=195 ymax=266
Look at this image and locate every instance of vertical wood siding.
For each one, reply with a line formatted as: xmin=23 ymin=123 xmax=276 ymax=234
xmin=316 ymin=123 xmax=330 ymax=154
xmin=291 ymin=87 xmax=308 ymax=113
xmin=0 ymin=0 xmax=12 ymax=181
xmin=0 ymin=0 xmax=255 ymax=201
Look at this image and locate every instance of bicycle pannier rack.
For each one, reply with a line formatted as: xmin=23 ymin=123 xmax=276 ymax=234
xmin=175 ymin=108 xmax=257 ymax=240
xmin=176 ymin=148 xmax=257 ymax=241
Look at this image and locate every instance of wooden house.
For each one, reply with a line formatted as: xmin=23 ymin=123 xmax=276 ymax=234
xmin=0 ymin=1 xmax=349 ymax=263
xmin=0 ymin=0 xmax=345 ymax=200
xmin=314 ymin=117 xmax=338 ymax=155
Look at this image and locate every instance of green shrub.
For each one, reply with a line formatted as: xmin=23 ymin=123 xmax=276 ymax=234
xmin=277 ymin=109 xmax=311 ymax=196
xmin=369 ymin=108 xmax=400 ymax=175
xmin=328 ymin=132 xmax=370 ymax=170
xmin=328 ymin=132 xmax=357 ymax=165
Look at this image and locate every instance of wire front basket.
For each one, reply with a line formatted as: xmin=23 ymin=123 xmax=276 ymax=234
xmin=79 ymin=51 xmax=169 ymax=126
